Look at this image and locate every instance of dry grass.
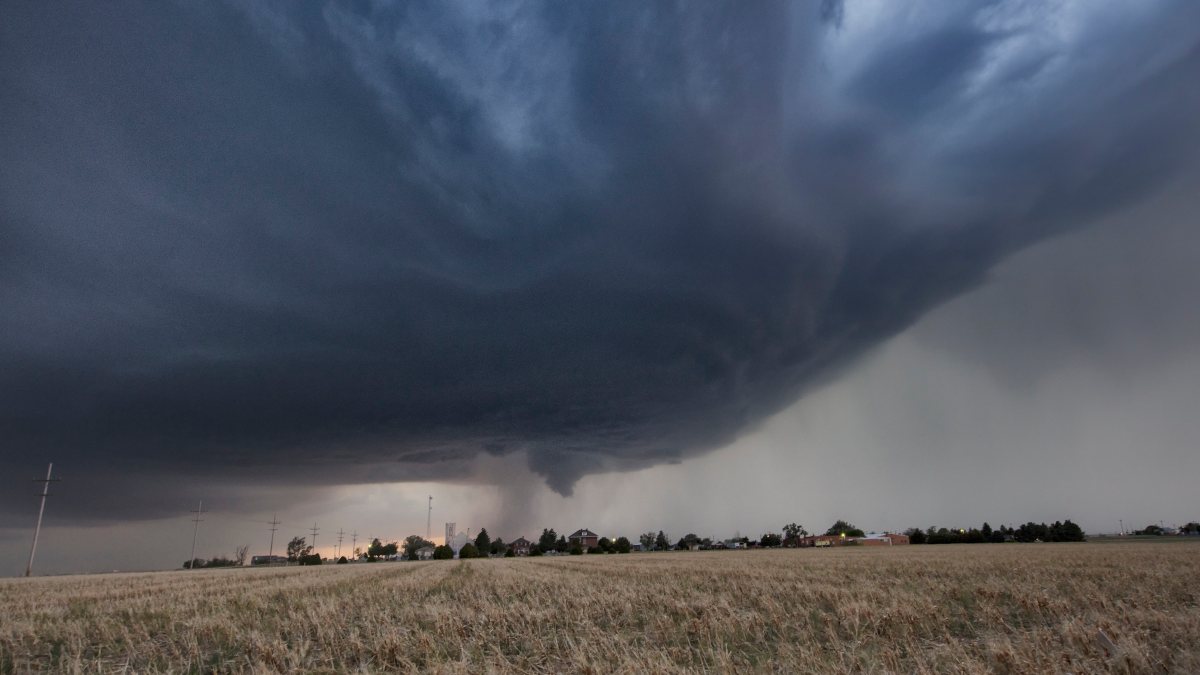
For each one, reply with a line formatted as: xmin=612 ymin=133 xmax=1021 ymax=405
xmin=1 ymin=541 xmax=1198 ymax=673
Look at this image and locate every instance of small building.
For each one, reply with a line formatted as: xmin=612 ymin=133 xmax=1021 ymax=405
xmin=250 ymin=555 xmax=287 ymax=566
xmin=416 ymin=546 xmax=436 ymax=561
xmin=568 ymin=528 xmax=600 ymax=549
xmin=509 ymin=537 xmax=532 ymax=556
xmin=798 ymin=535 xmax=844 ymax=547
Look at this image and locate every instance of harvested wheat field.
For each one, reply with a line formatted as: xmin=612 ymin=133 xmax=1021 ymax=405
xmin=2 ymin=541 xmax=1198 ymax=674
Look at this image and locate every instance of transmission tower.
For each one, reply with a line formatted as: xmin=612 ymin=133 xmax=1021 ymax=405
xmin=267 ymin=513 xmax=281 ymax=561
xmin=351 ymin=531 xmax=358 ymax=559
xmin=25 ymin=463 xmax=60 ymax=577
xmin=189 ymin=500 xmax=207 ymax=569
xmin=336 ymin=528 xmax=345 ymax=559
xmin=309 ymin=523 xmax=320 ymax=557
xmin=427 ymin=495 xmax=433 ymax=540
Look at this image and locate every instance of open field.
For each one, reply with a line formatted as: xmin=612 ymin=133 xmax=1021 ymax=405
xmin=2 ymin=542 xmax=1198 ymax=673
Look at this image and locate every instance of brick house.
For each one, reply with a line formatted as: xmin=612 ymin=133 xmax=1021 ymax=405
xmin=509 ymin=537 xmax=532 ymax=556
xmin=568 ymin=528 xmax=600 ymax=549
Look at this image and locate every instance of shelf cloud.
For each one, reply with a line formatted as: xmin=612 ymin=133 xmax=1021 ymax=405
xmin=2 ymin=1 xmax=1198 ymax=521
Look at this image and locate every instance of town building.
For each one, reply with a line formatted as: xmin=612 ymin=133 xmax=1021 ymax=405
xmin=568 ymin=528 xmax=600 ymax=549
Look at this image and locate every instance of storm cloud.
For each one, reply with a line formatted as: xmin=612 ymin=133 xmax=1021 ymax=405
xmin=2 ymin=1 xmax=1198 ymax=521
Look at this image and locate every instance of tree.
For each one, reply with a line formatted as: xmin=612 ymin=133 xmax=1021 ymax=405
xmin=981 ymin=522 xmax=993 ymax=540
xmin=640 ymin=532 xmax=656 ymax=550
xmin=474 ymin=528 xmax=491 ymax=554
xmin=824 ymin=520 xmax=865 ymax=538
xmin=539 ymin=529 xmax=557 ymax=550
xmin=676 ymin=533 xmax=701 ymax=550
xmin=760 ymin=533 xmax=782 ymax=547
xmin=459 ymin=543 xmax=480 ymax=559
xmin=287 ymin=536 xmax=312 ymax=563
xmin=368 ymin=539 xmax=398 ymax=561
xmin=654 ymin=531 xmax=670 ymax=551
xmin=299 ymin=553 xmax=322 ymax=565
xmin=336 ymin=556 xmax=348 ymax=564
xmin=569 ymin=544 xmax=583 ymax=555
xmin=904 ymin=527 xmax=927 ymax=545
xmin=490 ymin=538 xmax=507 ymax=556
xmin=615 ymin=536 xmax=632 ymax=553
xmin=555 ymin=535 xmax=569 ymax=553
xmin=528 ymin=547 xmax=543 ymax=557
xmin=504 ymin=548 xmax=516 ymax=558
xmin=782 ymin=523 xmax=808 ymax=545
xmin=597 ymin=537 xmax=613 ymax=553
xmin=403 ymin=535 xmax=435 ymax=560
xmin=234 ymin=545 xmax=249 ymax=566
xmin=432 ymin=545 xmax=454 ymax=560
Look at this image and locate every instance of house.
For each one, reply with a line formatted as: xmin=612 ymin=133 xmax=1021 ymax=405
xmin=416 ymin=546 xmax=436 ymax=561
xmin=250 ymin=555 xmax=287 ymax=566
xmin=568 ymin=528 xmax=600 ymax=549
xmin=853 ymin=532 xmax=911 ymax=546
xmin=509 ymin=537 xmax=532 ymax=556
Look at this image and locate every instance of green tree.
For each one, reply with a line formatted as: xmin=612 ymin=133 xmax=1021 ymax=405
xmin=555 ymin=535 xmax=569 ymax=553
xmin=615 ymin=536 xmax=632 ymax=553
xmin=782 ymin=523 xmax=808 ymax=544
xmin=597 ymin=537 xmax=613 ymax=553
xmin=459 ymin=543 xmax=480 ymax=559
xmin=490 ymin=538 xmax=507 ymax=555
xmin=639 ymin=532 xmax=656 ymax=550
xmin=654 ymin=531 xmax=670 ymax=551
xmin=760 ymin=533 xmax=782 ymax=547
xmin=824 ymin=520 xmax=865 ymax=538
xmin=538 ymin=529 xmax=557 ymax=550
xmin=432 ymin=545 xmax=454 ymax=560
xmin=569 ymin=544 xmax=583 ymax=555
xmin=474 ymin=528 xmax=491 ymax=554
xmin=287 ymin=536 xmax=311 ymax=563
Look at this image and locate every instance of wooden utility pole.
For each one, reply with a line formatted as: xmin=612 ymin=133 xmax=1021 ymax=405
xmin=25 ymin=463 xmax=59 ymax=577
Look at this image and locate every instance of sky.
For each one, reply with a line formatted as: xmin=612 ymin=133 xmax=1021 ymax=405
xmin=1 ymin=1 xmax=1198 ymax=575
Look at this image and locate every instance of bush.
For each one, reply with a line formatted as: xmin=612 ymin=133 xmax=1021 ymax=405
xmin=528 ymin=548 xmax=543 ymax=557
xmin=504 ymin=548 xmax=515 ymax=558
xmin=432 ymin=545 xmax=454 ymax=560
xmin=615 ymin=536 xmax=632 ymax=554
xmin=299 ymin=553 xmax=322 ymax=566
xmin=587 ymin=545 xmax=602 ymax=554
xmin=336 ymin=556 xmax=348 ymax=564
xmin=459 ymin=543 xmax=480 ymax=559
xmin=569 ymin=545 xmax=584 ymax=555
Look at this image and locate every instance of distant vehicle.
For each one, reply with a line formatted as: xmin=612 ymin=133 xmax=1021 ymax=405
xmin=250 ymin=555 xmax=288 ymax=566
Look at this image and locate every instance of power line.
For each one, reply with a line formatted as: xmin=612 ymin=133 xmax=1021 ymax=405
xmin=336 ymin=528 xmax=344 ymax=559
xmin=309 ymin=522 xmax=320 ymax=557
xmin=427 ymin=495 xmax=433 ymax=541
xmin=189 ymin=500 xmax=207 ymax=569
xmin=268 ymin=513 xmax=282 ymax=561
xmin=25 ymin=463 xmax=61 ymax=577
xmin=351 ymin=531 xmax=358 ymax=560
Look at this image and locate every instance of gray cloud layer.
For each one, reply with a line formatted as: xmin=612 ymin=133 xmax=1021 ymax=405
xmin=2 ymin=1 xmax=1198 ymax=521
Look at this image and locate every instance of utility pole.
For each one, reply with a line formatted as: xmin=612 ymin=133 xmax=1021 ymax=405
xmin=427 ymin=495 xmax=433 ymax=541
xmin=268 ymin=513 xmax=281 ymax=562
xmin=336 ymin=528 xmax=344 ymax=559
xmin=25 ymin=463 xmax=60 ymax=577
xmin=351 ymin=531 xmax=358 ymax=560
xmin=189 ymin=501 xmax=206 ymax=569
xmin=1119 ymin=519 xmax=1124 ymax=536
xmin=309 ymin=523 xmax=320 ymax=558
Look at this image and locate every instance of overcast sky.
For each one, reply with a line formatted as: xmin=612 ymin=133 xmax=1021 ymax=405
xmin=2 ymin=1 xmax=1198 ymax=575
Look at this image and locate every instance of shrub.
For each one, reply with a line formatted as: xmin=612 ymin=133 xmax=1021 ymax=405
xmin=459 ymin=543 xmax=480 ymax=559
xmin=432 ymin=545 xmax=454 ymax=560
xmin=570 ymin=545 xmax=584 ymax=556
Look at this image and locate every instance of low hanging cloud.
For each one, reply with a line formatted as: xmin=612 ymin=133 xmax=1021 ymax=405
xmin=1 ymin=1 xmax=1198 ymax=521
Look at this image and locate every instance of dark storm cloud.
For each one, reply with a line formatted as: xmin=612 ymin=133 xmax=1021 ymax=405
xmin=2 ymin=1 xmax=1198 ymax=520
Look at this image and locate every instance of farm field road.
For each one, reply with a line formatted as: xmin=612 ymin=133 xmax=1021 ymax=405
xmin=1 ymin=542 xmax=1198 ymax=673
